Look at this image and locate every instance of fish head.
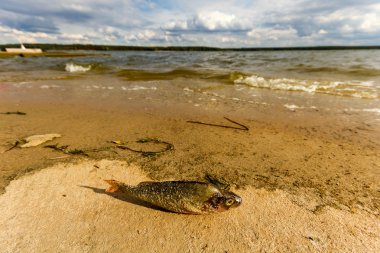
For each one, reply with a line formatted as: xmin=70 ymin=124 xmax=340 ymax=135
xmin=207 ymin=190 xmax=242 ymax=212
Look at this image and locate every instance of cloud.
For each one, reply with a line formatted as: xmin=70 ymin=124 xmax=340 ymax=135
xmin=0 ymin=0 xmax=379 ymax=46
xmin=0 ymin=25 xmax=57 ymax=43
xmin=247 ymin=27 xmax=298 ymax=41
xmin=165 ymin=11 xmax=249 ymax=32
xmin=3 ymin=16 xmax=59 ymax=34
xmin=316 ymin=3 xmax=380 ymax=34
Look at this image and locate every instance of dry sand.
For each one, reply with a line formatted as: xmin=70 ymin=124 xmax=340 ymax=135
xmin=0 ymin=159 xmax=379 ymax=253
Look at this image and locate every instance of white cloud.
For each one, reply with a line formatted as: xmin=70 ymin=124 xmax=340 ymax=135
xmin=316 ymin=3 xmax=380 ymax=34
xmin=0 ymin=0 xmax=379 ymax=46
xmin=165 ymin=11 xmax=249 ymax=31
xmin=0 ymin=25 xmax=56 ymax=43
xmin=124 ymin=29 xmax=172 ymax=44
xmin=57 ymin=33 xmax=90 ymax=43
xmin=247 ymin=27 xmax=298 ymax=41
xmin=359 ymin=13 xmax=380 ymax=33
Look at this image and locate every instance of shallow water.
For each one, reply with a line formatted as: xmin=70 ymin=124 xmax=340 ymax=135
xmin=1 ymin=50 xmax=380 ymax=127
xmin=1 ymin=50 xmax=380 ymax=98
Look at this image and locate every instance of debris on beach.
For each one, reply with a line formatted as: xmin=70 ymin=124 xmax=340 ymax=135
xmin=104 ymin=179 xmax=242 ymax=214
xmin=45 ymin=143 xmax=116 ymax=157
xmin=0 ymin=111 xmax=26 ymax=115
xmin=187 ymin=117 xmax=249 ymax=131
xmin=113 ymin=137 xmax=174 ymax=157
xmin=0 ymin=144 xmax=14 ymax=154
xmin=20 ymin=134 xmax=61 ymax=148
xmin=45 ymin=144 xmax=89 ymax=156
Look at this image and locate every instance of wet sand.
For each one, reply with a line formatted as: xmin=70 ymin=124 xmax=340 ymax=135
xmin=0 ymin=77 xmax=379 ymax=252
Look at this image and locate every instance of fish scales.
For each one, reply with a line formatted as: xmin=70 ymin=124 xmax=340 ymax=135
xmin=105 ymin=180 xmax=242 ymax=214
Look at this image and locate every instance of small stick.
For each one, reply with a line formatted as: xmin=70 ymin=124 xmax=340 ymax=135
xmin=0 ymin=111 xmax=26 ymax=115
xmin=187 ymin=117 xmax=249 ymax=131
xmin=4 ymin=140 xmax=20 ymax=152
xmin=223 ymin=117 xmax=249 ymax=131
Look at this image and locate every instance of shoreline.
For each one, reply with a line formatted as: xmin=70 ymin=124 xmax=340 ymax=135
xmin=0 ymin=51 xmax=110 ymax=58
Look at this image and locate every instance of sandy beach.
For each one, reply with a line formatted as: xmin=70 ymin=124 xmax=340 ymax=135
xmin=1 ymin=0 xmax=380 ymax=249
xmin=0 ymin=72 xmax=379 ymax=252
xmin=1 ymin=159 xmax=379 ymax=252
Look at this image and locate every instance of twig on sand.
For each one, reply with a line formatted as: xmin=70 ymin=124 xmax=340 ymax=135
xmin=114 ymin=138 xmax=174 ymax=157
xmin=187 ymin=117 xmax=249 ymax=131
xmin=0 ymin=111 xmax=26 ymax=115
xmin=3 ymin=140 xmax=21 ymax=152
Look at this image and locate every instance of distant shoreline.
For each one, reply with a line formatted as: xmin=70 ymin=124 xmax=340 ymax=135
xmin=1 ymin=43 xmax=380 ymax=52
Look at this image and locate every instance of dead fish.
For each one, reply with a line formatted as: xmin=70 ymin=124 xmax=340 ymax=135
xmin=104 ymin=179 xmax=242 ymax=214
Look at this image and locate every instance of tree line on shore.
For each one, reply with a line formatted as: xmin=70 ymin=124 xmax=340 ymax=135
xmin=1 ymin=43 xmax=379 ymax=52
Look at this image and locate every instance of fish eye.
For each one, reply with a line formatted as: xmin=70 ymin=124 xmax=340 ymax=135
xmin=225 ymin=199 xmax=235 ymax=206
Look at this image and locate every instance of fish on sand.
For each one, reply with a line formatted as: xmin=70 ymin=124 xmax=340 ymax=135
xmin=104 ymin=179 xmax=242 ymax=214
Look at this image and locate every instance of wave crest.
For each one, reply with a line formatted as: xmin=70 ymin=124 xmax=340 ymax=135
xmin=65 ymin=63 xmax=91 ymax=73
xmin=234 ymin=74 xmax=379 ymax=99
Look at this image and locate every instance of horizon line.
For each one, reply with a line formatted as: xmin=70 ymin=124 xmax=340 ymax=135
xmin=1 ymin=43 xmax=380 ymax=51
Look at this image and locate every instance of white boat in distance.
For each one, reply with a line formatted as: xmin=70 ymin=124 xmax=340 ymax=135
xmin=5 ymin=43 xmax=42 ymax=53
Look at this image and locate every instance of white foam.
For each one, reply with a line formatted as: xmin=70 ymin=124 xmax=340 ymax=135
xmin=363 ymin=108 xmax=380 ymax=114
xmin=284 ymin=104 xmax=300 ymax=110
xmin=345 ymin=108 xmax=380 ymax=114
xmin=234 ymin=75 xmax=378 ymax=99
xmin=121 ymin=85 xmax=157 ymax=91
xmin=183 ymin=87 xmax=193 ymax=92
xmin=40 ymin=85 xmax=59 ymax=89
xmin=65 ymin=63 xmax=91 ymax=73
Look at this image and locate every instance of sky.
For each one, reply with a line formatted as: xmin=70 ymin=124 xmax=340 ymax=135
xmin=0 ymin=0 xmax=379 ymax=47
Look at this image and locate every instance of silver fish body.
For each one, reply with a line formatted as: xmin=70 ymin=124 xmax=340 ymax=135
xmin=105 ymin=180 xmax=242 ymax=214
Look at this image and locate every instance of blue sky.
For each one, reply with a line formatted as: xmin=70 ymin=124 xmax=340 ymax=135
xmin=0 ymin=0 xmax=379 ymax=47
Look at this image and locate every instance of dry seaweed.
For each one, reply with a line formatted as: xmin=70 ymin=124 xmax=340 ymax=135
xmin=44 ymin=144 xmax=117 ymax=157
xmin=114 ymin=138 xmax=174 ymax=157
xmin=187 ymin=117 xmax=249 ymax=131
xmin=0 ymin=111 xmax=26 ymax=115
xmin=45 ymin=144 xmax=89 ymax=157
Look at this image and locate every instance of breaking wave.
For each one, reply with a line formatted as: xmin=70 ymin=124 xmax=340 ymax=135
xmin=234 ymin=74 xmax=379 ymax=99
xmin=65 ymin=63 xmax=91 ymax=73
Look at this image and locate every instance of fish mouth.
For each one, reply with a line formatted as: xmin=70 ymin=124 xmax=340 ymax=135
xmin=234 ymin=196 xmax=242 ymax=206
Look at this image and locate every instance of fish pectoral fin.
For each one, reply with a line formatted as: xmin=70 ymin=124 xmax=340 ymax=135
xmin=104 ymin=179 xmax=120 ymax=193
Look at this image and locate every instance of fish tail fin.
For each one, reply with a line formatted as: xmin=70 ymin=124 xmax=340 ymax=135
xmin=104 ymin=179 xmax=121 ymax=193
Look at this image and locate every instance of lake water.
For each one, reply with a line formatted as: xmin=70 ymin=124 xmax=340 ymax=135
xmin=1 ymin=50 xmax=380 ymax=123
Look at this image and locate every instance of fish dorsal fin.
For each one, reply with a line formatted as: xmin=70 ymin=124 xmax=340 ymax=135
xmin=205 ymin=174 xmax=231 ymax=191
xmin=138 ymin=180 xmax=205 ymax=185
xmin=138 ymin=181 xmax=156 ymax=186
